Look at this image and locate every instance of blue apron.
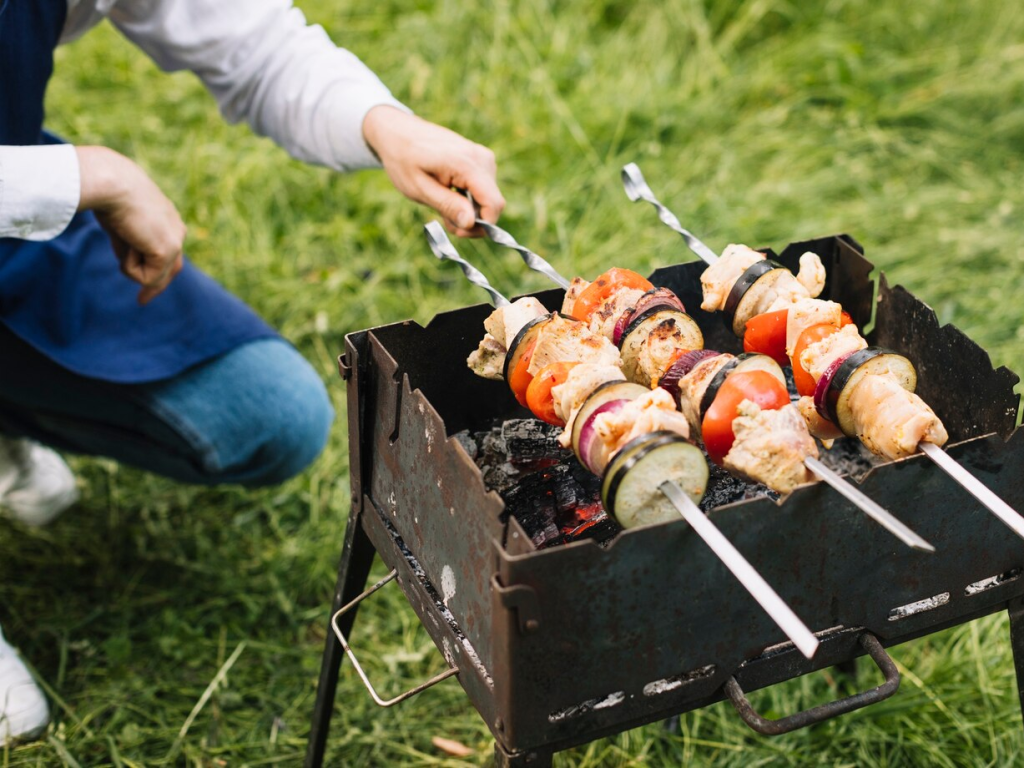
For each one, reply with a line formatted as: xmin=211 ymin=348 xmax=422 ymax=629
xmin=0 ymin=0 xmax=278 ymax=383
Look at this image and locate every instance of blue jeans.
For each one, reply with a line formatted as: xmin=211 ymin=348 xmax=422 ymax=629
xmin=0 ymin=324 xmax=334 ymax=487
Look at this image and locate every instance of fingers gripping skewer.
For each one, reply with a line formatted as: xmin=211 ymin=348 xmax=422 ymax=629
xmin=621 ymin=163 xmax=719 ymax=266
xmin=424 ymin=221 xmax=510 ymax=308
xmin=460 ymin=190 xmax=572 ymax=289
xmin=659 ymin=481 xmax=819 ymax=659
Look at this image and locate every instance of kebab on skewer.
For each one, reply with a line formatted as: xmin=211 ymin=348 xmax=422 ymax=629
xmin=622 ymin=161 xmax=1024 ymax=539
xmin=464 ymin=211 xmax=933 ymax=551
xmin=696 ymin=244 xmax=949 ymax=458
xmin=426 ymin=221 xmax=821 ymax=658
xmin=469 ymin=260 xmax=824 ymax=497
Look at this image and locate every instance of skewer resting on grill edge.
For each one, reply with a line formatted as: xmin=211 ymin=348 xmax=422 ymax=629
xmin=424 ymin=221 xmax=820 ymax=659
xmin=622 ymin=161 xmax=1024 ymax=544
xmin=485 ymin=207 xmax=934 ymax=554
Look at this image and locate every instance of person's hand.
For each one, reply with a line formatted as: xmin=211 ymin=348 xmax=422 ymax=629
xmin=362 ymin=106 xmax=505 ymax=237
xmin=75 ymin=146 xmax=186 ymax=305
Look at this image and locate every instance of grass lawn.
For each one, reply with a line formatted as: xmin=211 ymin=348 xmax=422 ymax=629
xmin=3 ymin=0 xmax=1024 ymax=765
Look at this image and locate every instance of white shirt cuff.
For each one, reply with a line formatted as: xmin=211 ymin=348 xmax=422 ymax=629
xmin=0 ymin=144 xmax=81 ymax=241
xmin=324 ymin=88 xmax=412 ymax=172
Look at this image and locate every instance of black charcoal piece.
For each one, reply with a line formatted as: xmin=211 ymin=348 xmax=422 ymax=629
xmin=500 ymin=419 xmax=571 ymax=469
xmin=701 ymin=457 xmax=778 ymax=510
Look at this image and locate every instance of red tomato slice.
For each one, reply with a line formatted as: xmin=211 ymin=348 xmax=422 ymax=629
xmin=525 ymin=361 xmax=580 ymax=426
xmin=742 ymin=309 xmax=789 ymax=365
xmin=840 ymin=310 xmax=854 ymax=327
xmin=790 ymin=323 xmax=839 ymax=396
xmin=702 ymin=370 xmax=791 ymax=464
xmin=572 ymin=268 xmax=653 ymax=323
xmin=508 ymin=338 xmax=537 ymax=407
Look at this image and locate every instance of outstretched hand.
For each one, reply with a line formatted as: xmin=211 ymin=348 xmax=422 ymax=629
xmin=76 ymin=146 xmax=186 ymax=305
xmin=363 ymin=106 xmax=505 ymax=237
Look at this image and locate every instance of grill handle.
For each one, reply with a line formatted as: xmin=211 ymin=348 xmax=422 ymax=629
xmin=331 ymin=569 xmax=459 ymax=707
xmin=724 ymin=633 xmax=900 ymax=735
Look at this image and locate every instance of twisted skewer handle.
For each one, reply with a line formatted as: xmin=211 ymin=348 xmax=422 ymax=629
xmin=621 ymin=163 xmax=720 ymax=265
xmin=424 ymin=221 xmax=510 ymax=308
xmin=458 ymin=189 xmax=571 ymax=289
xmin=475 ymin=219 xmax=571 ymax=290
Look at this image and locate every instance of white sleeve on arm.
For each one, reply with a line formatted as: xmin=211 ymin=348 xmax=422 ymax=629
xmin=0 ymin=145 xmax=81 ymax=241
xmin=110 ymin=0 xmax=411 ymax=172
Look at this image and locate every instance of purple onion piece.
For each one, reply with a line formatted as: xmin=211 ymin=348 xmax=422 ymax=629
xmin=813 ymin=352 xmax=853 ymax=421
xmin=612 ymin=309 xmax=634 ymax=346
xmin=578 ymin=399 xmax=631 ymax=473
xmin=658 ymin=350 xmax=722 ymax=405
xmin=632 ymin=287 xmax=686 ymax=317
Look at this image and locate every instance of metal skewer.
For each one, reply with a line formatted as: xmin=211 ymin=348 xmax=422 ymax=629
xmin=621 ymin=163 xmax=719 ymax=265
xmin=621 ymin=162 xmax=935 ymax=554
xmin=424 ymin=220 xmax=819 ymax=657
xmin=425 ymin=221 xmax=510 ymax=308
xmin=804 ymin=457 xmax=934 ymax=553
xmin=459 ymin=190 xmax=572 ymax=290
xmin=919 ymin=442 xmax=1024 ymax=540
xmin=659 ymin=481 xmax=819 ymax=659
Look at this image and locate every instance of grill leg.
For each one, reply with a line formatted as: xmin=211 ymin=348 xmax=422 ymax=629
xmin=493 ymin=742 xmax=554 ymax=767
xmin=304 ymin=507 xmax=377 ymax=768
xmin=1008 ymin=596 xmax=1024 ymax=731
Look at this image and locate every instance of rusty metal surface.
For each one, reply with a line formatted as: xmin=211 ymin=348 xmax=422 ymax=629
xmin=724 ymin=633 xmax=899 ymax=735
xmin=357 ymin=494 xmax=499 ymax=729
xmin=872 ymin=274 xmax=1020 ymax=440
xmin=339 ymin=234 xmax=1024 ymax=756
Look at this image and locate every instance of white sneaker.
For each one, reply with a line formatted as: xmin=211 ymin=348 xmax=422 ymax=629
xmin=0 ymin=436 xmax=78 ymax=527
xmin=0 ymin=626 xmax=49 ymax=747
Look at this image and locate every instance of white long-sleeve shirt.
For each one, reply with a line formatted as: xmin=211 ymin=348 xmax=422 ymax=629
xmin=0 ymin=0 xmax=408 ymax=241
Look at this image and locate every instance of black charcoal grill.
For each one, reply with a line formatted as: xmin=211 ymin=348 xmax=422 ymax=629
xmin=304 ymin=236 xmax=1024 ymax=767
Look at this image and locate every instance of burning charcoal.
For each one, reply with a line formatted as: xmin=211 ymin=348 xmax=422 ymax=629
xmin=499 ymin=419 xmax=570 ymax=470
xmin=500 ymin=460 xmax=620 ymax=549
xmin=501 ymin=467 xmax=565 ymax=548
xmin=563 ymin=505 xmax=622 ymax=544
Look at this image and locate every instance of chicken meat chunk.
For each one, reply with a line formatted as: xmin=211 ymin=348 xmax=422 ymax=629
xmin=847 ymin=374 xmax=948 ymax=460
xmin=552 ymin=364 xmax=626 ymax=446
xmin=588 ymin=288 xmax=646 ymax=340
xmin=799 ymin=324 xmax=868 ymax=383
xmin=723 ymin=401 xmax=817 ymax=494
xmin=785 ymin=298 xmax=843 ymax=357
xmin=527 ymin=314 xmax=621 ymax=376
xmin=561 ymin=276 xmax=590 ymax=315
xmin=588 ymin=388 xmax=691 ymax=474
xmin=483 ymin=296 xmax=548 ymax=348
xmin=466 ymin=334 xmax=507 ymax=381
xmin=700 ymin=244 xmax=764 ymax=312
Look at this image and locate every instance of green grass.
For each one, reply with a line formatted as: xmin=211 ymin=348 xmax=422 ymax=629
xmin=3 ymin=0 xmax=1024 ymax=765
